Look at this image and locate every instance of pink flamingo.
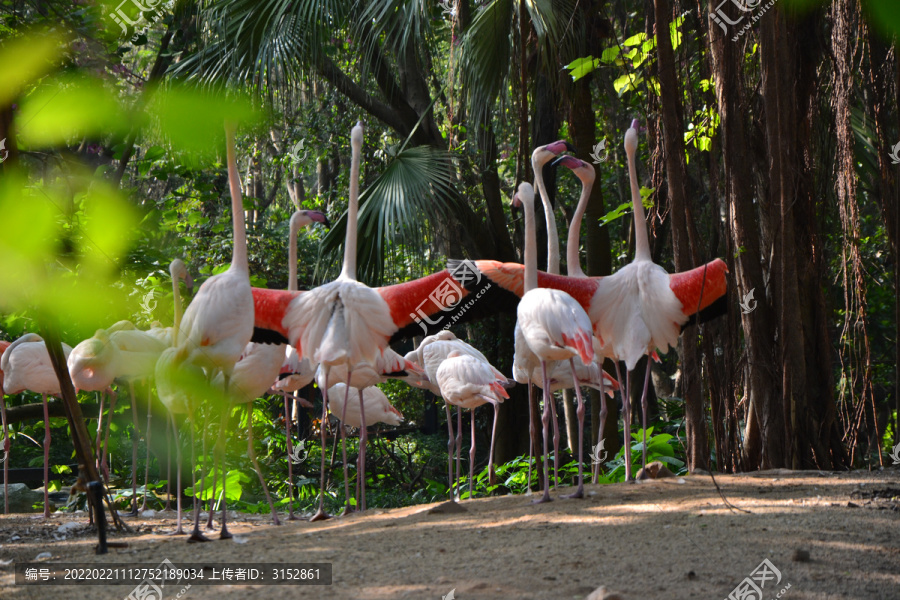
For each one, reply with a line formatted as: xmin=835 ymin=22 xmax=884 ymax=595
xmin=513 ymin=182 xmax=595 ymax=501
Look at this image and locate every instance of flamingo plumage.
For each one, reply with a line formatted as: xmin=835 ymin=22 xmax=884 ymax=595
xmin=2 ymin=333 xmax=73 ymax=517
xmin=0 ymin=339 xmax=10 ymax=514
xmin=513 ymin=182 xmax=594 ymax=502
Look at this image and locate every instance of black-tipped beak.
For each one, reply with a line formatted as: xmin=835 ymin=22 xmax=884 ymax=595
xmin=564 ymin=141 xmax=577 ymax=153
xmin=185 ymin=273 xmax=194 ymax=296
xmin=550 ymin=155 xmax=567 ymax=168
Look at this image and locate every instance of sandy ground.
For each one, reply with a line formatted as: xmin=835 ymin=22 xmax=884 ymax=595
xmin=0 ymin=469 xmax=898 ymax=600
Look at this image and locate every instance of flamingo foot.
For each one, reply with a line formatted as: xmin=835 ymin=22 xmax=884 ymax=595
xmin=561 ymin=485 xmax=584 ymax=499
xmin=219 ymin=525 xmax=232 ymax=540
xmin=531 ymin=490 xmax=553 ymax=505
xmin=187 ymin=530 xmax=210 ymax=543
xmin=309 ymin=508 xmax=331 ymax=522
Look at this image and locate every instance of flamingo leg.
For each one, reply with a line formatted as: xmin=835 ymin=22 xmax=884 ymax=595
xmin=141 ymin=386 xmax=152 ymax=512
xmin=101 ymin=391 xmax=117 ymax=484
xmin=444 ymin=402 xmax=455 ymax=500
xmin=488 ymin=402 xmax=499 ymax=490
xmin=526 ymin=380 xmax=535 ymax=496
xmin=164 ymin=418 xmax=172 ymax=511
xmin=42 ymin=393 xmax=51 ymax=518
xmin=2 ymin=397 xmax=9 ymax=514
xmin=203 ymin=406 xmax=216 ymax=530
xmin=128 ymin=381 xmax=139 ymax=516
xmin=282 ymin=391 xmax=297 ymax=520
xmin=639 ymin=359 xmax=652 ymax=476
xmin=455 ymin=407 xmax=462 ymax=499
xmin=187 ymin=410 xmax=208 ymax=542
xmin=593 ymin=376 xmax=608 ymax=485
xmin=534 ymin=362 xmax=553 ymax=504
xmin=468 ymin=408 xmax=476 ymax=500
xmin=310 ymin=368 xmax=331 ymax=522
xmin=247 ymin=404 xmax=281 ymax=525
xmin=548 ymin=385 xmax=560 ymax=490
xmin=338 ymin=376 xmax=353 ymax=515
xmin=357 ymin=387 xmax=367 ymax=512
xmin=168 ymin=413 xmax=185 ymax=535
xmin=217 ymin=374 xmax=232 ymax=540
xmin=94 ymin=391 xmax=104 ymax=478
xmin=562 ymin=359 xmax=586 ymax=499
xmin=614 ymin=362 xmax=634 ymax=483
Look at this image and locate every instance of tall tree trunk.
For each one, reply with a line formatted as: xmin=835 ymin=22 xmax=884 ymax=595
xmin=653 ymin=0 xmax=708 ymax=470
xmin=706 ymin=0 xmax=779 ymax=470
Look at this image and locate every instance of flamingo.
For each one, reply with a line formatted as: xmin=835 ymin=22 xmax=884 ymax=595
xmin=1 ymin=333 xmax=73 ymax=517
xmin=0 ymin=339 xmax=10 ymax=513
xmin=512 ymin=182 xmax=595 ymax=502
xmin=165 ymin=121 xmax=255 ymax=540
xmin=408 ymin=332 xmax=507 ymax=498
xmin=272 ymin=208 xmax=328 ymax=520
xmin=552 ymin=154 xmax=618 ymax=481
xmin=532 ymin=140 xmax=575 ymax=275
xmin=211 ymin=341 xmax=285 ymax=525
xmin=316 ymin=347 xmax=424 ymax=513
xmin=261 ymin=123 xmax=401 ymax=521
xmin=155 ymin=259 xmax=204 ymax=537
xmin=588 ymin=119 xmax=695 ymax=480
xmin=326 ymin=382 xmax=402 ymax=508
xmin=430 ymin=349 xmax=508 ymax=499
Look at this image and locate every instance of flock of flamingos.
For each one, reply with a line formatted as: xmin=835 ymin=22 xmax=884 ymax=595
xmin=0 ymin=119 xmax=727 ymax=542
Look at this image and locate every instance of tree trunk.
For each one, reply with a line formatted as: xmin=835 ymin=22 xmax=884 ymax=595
xmin=653 ymin=0 xmax=708 ymax=470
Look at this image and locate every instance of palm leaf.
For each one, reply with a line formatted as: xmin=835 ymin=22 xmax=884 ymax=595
xmin=318 ymin=145 xmax=461 ymax=285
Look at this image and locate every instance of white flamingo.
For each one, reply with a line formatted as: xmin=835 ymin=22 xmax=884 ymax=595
xmin=589 ymin=120 xmax=688 ymax=480
xmin=164 ymin=121 xmax=255 ymax=540
xmin=430 ymin=349 xmax=508 ymax=499
xmin=513 ymin=182 xmax=594 ymax=502
xmin=2 ymin=333 xmax=73 ymax=517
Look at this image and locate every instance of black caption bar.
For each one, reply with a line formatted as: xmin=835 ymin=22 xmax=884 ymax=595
xmin=15 ymin=562 xmax=332 ymax=585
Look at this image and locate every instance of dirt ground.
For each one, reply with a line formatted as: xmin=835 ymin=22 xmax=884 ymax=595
xmin=0 ymin=469 xmax=898 ymax=600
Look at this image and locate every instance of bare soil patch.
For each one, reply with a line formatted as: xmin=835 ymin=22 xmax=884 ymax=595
xmin=1 ymin=469 xmax=898 ymax=599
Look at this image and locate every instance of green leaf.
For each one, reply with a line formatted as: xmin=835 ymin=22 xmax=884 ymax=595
xmin=18 ymin=76 xmax=132 ymax=147
xmin=613 ymin=73 xmax=643 ymax=96
xmin=0 ymin=32 xmax=63 ymax=107
xmin=623 ymin=32 xmax=646 ymax=47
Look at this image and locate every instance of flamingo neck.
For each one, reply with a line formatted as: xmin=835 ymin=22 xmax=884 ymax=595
xmin=626 ymin=145 xmax=651 ymax=263
xmin=340 ymin=138 xmax=362 ymax=281
xmin=566 ymin=174 xmax=591 ymax=278
xmin=171 ymin=275 xmax=183 ymax=346
xmin=225 ymin=124 xmax=249 ymax=273
xmin=533 ymin=162 xmax=560 ymax=275
xmin=289 ymin=218 xmax=299 ymax=291
xmin=522 ymin=193 xmax=537 ymax=293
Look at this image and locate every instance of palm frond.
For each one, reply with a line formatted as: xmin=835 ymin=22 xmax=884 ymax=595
xmin=318 ymin=145 xmax=461 ymax=285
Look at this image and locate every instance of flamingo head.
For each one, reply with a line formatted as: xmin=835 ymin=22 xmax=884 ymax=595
xmin=291 ymin=209 xmax=332 ymax=232
xmin=170 ymin=258 xmax=193 ymax=293
xmin=351 ymin=121 xmax=364 ymax=148
xmin=551 ymin=155 xmax=595 ymax=185
xmin=511 ymin=182 xmax=534 ymax=209
xmin=625 ymin=122 xmax=639 ymax=156
xmin=531 ymin=140 xmax=576 ymax=168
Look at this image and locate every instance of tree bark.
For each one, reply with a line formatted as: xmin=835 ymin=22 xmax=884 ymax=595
xmin=653 ymin=0 xmax=708 ymax=470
